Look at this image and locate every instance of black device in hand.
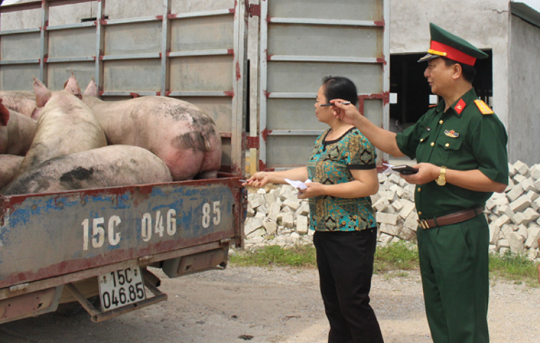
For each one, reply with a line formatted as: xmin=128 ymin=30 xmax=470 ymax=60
xmin=392 ymin=165 xmax=419 ymax=175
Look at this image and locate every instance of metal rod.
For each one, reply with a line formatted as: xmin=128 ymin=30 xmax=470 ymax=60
xmin=65 ymin=283 xmax=101 ymax=317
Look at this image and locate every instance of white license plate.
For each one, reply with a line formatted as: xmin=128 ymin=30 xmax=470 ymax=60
xmin=98 ymin=267 xmax=146 ymax=311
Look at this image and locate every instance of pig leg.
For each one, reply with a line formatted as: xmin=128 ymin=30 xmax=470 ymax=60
xmin=0 ymin=155 xmax=24 ymax=190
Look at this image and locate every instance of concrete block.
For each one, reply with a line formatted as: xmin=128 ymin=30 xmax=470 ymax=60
xmin=508 ymin=162 xmax=517 ymax=178
xmin=380 ymin=223 xmax=401 ymax=236
xmin=509 ymin=194 xmax=531 ymax=213
xmin=527 ymin=190 xmax=539 ymax=202
xmin=513 ymin=174 xmax=527 ymax=184
xmin=399 ymin=228 xmax=417 ymax=241
xmin=390 ymin=184 xmax=405 ymax=197
xmin=530 ymin=164 xmax=540 ymax=180
xmin=500 ymin=224 xmax=514 ymax=239
xmin=506 ymin=183 xmax=524 ymax=203
xmin=296 ymin=216 xmax=309 ymax=234
xmin=282 ymin=213 xmax=294 ymax=229
xmin=392 ymin=199 xmax=404 ymax=212
xmin=263 ymin=219 xmax=278 ymax=236
xmin=283 ymin=199 xmax=300 ymax=211
xmin=509 ymin=233 xmax=525 ymax=254
xmin=244 ymin=218 xmax=264 ymax=236
xmin=522 ymin=178 xmax=536 ymax=193
xmin=403 ymin=211 xmax=419 ymax=231
xmin=513 ymin=160 xmax=529 ymax=176
xmin=525 ymin=225 xmax=540 ymax=249
xmin=250 ymin=193 xmax=266 ymax=209
xmin=376 ymin=212 xmax=398 ymax=225
xmin=532 ymin=197 xmax=540 ymax=211
xmin=497 ymin=239 xmax=510 ymax=249
xmin=373 ymin=197 xmax=390 ymax=212
xmin=388 ymin=173 xmax=402 ymax=184
xmin=378 ymin=233 xmax=394 ymax=246
xmin=524 ymin=208 xmax=540 ymax=222
xmin=398 ymin=199 xmax=416 ymax=219
xmin=265 ymin=190 xmax=278 ymax=206
xmin=493 ymin=215 xmax=511 ymax=228
xmin=515 ymin=224 xmax=528 ymax=241
xmin=491 ymin=193 xmax=509 ymax=206
xmin=489 ymin=224 xmax=500 ymax=245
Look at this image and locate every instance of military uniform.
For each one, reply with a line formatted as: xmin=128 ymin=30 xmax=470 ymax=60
xmin=395 ymin=23 xmax=509 ymax=343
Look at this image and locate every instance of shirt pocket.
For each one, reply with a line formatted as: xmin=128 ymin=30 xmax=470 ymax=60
xmin=415 ymin=131 xmax=432 ymax=162
xmin=435 ymin=135 xmax=463 ymax=166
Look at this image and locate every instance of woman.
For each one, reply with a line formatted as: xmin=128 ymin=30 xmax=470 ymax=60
xmin=245 ymin=76 xmax=384 ymax=343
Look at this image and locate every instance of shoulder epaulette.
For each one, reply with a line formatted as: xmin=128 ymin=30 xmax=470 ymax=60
xmin=474 ymin=99 xmax=494 ymax=115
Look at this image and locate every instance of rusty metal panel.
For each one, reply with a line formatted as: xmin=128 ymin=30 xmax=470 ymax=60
xmin=259 ymin=0 xmax=390 ymax=170
xmin=0 ymin=179 xmax=241 ymax=289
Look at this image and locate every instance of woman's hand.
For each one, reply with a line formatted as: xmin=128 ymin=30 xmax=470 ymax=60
xmin=243 ymin=172 xmax=272 ymax=188
xmin=297 ymin=182 xmax=326 ymax=199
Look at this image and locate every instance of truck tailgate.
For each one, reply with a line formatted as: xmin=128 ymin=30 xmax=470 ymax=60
xmin=0 ymin=178 xmax=244 ymax=289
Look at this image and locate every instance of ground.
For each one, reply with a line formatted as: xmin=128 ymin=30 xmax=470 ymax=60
xmin=1 ymin=267 xmax=539 ymax=343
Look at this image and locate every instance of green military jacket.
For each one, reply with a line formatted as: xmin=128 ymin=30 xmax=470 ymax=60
xmin=396 ymin=88 xmax=509 ymax=218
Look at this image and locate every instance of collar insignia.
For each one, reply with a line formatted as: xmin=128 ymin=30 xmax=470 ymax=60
xmin=454 ymin=98 xmax=466 ymax=115
xmin=444 ymin=130 xmax=459 ymax=138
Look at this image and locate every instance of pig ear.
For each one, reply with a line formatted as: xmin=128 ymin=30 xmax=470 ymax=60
xmin=33 ymin=76 xmax=52 ymax=108
xmin=64 ymin=72 xmax=82 ymax=99
xmin=83 ymin=77 xmax=98 ymax=97
xmin=0 ymin=99 xmax=10 ymax=126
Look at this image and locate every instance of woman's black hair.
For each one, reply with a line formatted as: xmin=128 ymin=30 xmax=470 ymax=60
xmin=321 ymin=76 xmax=358 ymax=106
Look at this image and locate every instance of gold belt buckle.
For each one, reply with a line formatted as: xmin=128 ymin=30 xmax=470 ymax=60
xmin=418 ymin=219 xmax=430 ymax=230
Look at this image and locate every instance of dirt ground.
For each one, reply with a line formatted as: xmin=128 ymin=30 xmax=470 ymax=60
xmin=1 ymin=266 xmax=539 ymax=343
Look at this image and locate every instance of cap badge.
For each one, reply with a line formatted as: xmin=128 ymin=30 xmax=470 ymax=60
xmin=444 ymin=130 xmax=459 ymax=138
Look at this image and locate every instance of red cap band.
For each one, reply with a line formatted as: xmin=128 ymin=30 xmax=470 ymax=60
xmin=430 ymin=41 xmax=477 ymax=66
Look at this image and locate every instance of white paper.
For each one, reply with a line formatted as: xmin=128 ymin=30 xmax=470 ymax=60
xmin=284 ymin=178 xmax=312 ymax=190
xmin=382 ymin=163 xmax=397 ymax=174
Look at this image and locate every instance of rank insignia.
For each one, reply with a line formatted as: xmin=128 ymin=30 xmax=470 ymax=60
xmin=444 ymin=130 xmax=459 ymax=138
xmin=474 ymin=99 xmax=494 ymax=115
xmin=454 ymin=98 xmax=466 ymax=114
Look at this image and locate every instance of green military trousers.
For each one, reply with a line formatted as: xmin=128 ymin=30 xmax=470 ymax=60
xmin=416 ymin=214 xmax=490 ymax=343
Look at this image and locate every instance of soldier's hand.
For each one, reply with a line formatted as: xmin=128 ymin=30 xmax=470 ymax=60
xmin=400 ymin=163 xmax=440 ymax=185
xmin=330 ymin=99 xmax=362 ymax=126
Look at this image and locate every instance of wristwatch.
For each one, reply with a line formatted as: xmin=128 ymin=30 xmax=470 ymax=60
xmin=436 ymin=166 xmax=447 ymax=186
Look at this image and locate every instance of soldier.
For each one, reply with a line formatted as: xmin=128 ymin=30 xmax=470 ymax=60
xmin=333 ymin=23 xmax=508 ymax=343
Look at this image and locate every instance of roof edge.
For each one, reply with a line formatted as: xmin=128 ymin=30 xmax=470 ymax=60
xmin=511 ymin=2 xmax=540 ymax=29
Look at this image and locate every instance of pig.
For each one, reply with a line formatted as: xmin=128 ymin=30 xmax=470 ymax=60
xmin=2 ymin=145 xmax=172 ymax=195
xmin=0 ymin=100 xmax=38 ymax=156
xmin=0 ymin=91 xmax=38 ymax=118
xmin=83 ymin=78 xmax=221 ymax=181
xmin=16 ymin=76 xmax=107 ymax=176
xmin=0 ymin=154 xmax=24 ymax=190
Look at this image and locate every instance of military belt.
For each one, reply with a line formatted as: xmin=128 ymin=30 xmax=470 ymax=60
xmin=418 ymin=207 xmax=484 ymax=230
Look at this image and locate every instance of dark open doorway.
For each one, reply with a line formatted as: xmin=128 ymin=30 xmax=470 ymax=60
xmin=389 ymin=50 xmax=493 ymax=133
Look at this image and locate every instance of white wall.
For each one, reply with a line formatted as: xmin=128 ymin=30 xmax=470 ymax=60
xmin=389 ymin=0 xmax=511 ymax=128
xmin=508 ymin=14 xmax=540 ymax=164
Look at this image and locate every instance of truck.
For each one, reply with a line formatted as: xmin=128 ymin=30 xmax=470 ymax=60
xmin=0 ymin=0 xmax=389 ymax=324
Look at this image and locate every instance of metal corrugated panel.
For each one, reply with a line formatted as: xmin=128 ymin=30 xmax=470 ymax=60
xmin=258 ymin=0 xmax=390 ymax=169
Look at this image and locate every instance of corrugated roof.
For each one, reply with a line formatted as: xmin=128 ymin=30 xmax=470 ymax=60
xmin=511 ymin=2 xmax=540 ymax=28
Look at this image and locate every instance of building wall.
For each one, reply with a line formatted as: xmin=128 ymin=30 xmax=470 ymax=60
xmin=389 ymin=0 xmax=511 ymax=128
xmin=508 ymin=15 xmax=540 ymax=165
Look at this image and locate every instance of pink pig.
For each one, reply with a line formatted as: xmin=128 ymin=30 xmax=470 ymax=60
xmin=2 ymin=145 xmax=172 ymax=195
xmin=0 ymin=99 xmax=37 ymax=156
xmin=83 ymin=79 xmax=221 ymax=181
xmin=17 ymin=75 xmax=107 ymax=176
xmin=0 ymin=154 xmax=24 ymax=190
xmin=0 ymin=91 xmax=38 ymax=118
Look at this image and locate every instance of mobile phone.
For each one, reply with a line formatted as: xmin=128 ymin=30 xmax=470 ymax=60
xmin=392 ymin=165 xmax=419 ymax=175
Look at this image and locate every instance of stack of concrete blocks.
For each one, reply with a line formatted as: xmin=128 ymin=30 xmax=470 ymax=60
xmin=243 ymin=161 xmax=540 ymax=261
xmin=244 ymin=185 xmax=313 ymax=249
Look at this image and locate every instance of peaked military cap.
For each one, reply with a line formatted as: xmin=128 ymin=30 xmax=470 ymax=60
xmin=418 ymin=23 xmax=488 ymax=66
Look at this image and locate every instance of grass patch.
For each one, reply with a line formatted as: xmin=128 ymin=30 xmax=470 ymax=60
xmin=231 ymin=241 xmax=540 ymax=287
xmin=230 ymin=245 xmax=317 ymax=268
xmin=489 ymin=250 xmax=539 ymax=287
xmin=374 ymin=240 xmax=419 ymax=274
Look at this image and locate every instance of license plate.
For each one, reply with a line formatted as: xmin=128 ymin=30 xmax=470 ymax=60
xmin=98 ymin=267 xmax=146 ymax=311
